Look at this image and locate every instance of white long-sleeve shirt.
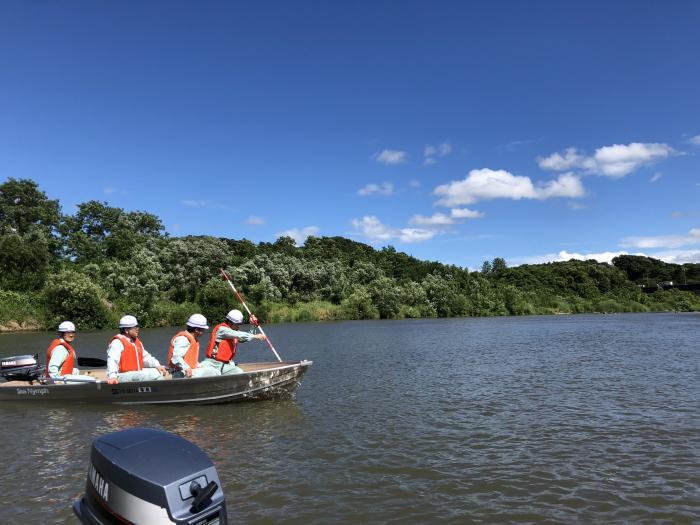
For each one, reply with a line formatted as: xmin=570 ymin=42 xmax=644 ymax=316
xmin=107 ymin=337 xmax=161 ymax=379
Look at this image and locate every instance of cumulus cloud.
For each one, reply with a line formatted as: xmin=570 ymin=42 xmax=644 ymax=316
xmin=620 ymin=228 xmax=700 ymax=249
xmin=450 ymin=207 xmax=484 ymax=219
xmin=351 ymin=216 xmax=435 ymax=243
xmin=246 ymin=215 xmax=265 ymax=225
xmin=409 ymin=208 xmax=484 ymax=228
xmin=373 ymin=149 xmax=407 ymax=165
xmin=514 ymin=250 xmax=643 ymax=265
xmin=433 ymin=168 xmax=585 ymax=206
xmin=650 ymin=249 xmax=700 ymax=264
xmin=358 ymin=182 xmax=394 ymax=196
xmin=277 ymin=226 xmax=319 ymax=245
xmin=409 ymin=213 xmax=455 ymax=227
xmin=688 ymin=135 xmax=700 ymax=146
xmin=538 ymin=142 xmax=675 ymax=178
xmin=515 ymin=248 xmax=700 ymax=266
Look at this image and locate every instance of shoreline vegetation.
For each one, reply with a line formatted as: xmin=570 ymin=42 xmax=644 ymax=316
xmin=2 ymin=177 xmax=700 ymax=333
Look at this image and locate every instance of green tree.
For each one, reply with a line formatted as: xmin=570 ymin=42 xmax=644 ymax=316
xmin=42 ymin=270 xmax=110 ymax=329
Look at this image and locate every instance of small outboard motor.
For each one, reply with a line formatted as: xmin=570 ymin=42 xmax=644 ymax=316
xmin=0 ymin=354 xmax=43 ymax=382
xmin=73 ymin=428 xmax=228 ymax=525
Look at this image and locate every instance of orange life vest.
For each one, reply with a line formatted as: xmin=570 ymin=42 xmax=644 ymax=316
xmin=45 ymin=339 xmax=76 ymax=377
xmin=168 ymin=330 xmax=199 ymax=369
xmin=206 ymin=323 xmax=238 ymax=363
xmin=112 ymin=334 xmax=145 ymax=373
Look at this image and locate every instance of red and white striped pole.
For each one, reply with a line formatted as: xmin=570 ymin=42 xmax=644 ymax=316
xmin=220 ymin=268 xmax=282 ymax=362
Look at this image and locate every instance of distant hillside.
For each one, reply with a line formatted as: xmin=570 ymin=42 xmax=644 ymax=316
xmin=1 ymin=177 xmax=699 ymax=331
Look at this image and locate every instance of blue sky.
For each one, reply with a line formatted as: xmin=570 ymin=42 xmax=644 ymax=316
xmin=1 ymin=1 xmax=699 ymax=269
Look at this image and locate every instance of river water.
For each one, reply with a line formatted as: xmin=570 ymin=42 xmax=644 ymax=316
xmin=0 ymin=313 xmax=698 ymax=523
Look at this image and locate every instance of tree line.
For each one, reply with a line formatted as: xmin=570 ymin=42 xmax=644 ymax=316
xmin=1 ymin=178 xmax=699 ymax=331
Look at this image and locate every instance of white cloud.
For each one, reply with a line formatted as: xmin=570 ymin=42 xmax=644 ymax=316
xmin=650 ymin=172 xmax=663 ymax=183
xmin=104 ymin=186 xmax=116 ymax=195
xmin=539 ymin=142 xmax=675 ymax=178
xmin=409 ymin=213 xmax=455 ymax=227
xmin=373 ymin=149 xmax=407 ymax=165
xmin=246 ymin=215 xmax=265 ymax=225
xmin=620 ymin=228 xmax=700 ymax=249
xmin=450 ymin=207 xmax=484 ymax=219
xmin=358 ymin=182 xmax=394 ymax=196
xmin=433 ymin=168 xmax=585 ymax=206
xmin=650 ymin=249 xmax=700 ymax=264
xmin=538 ymin=148 xmax=594 ymax=171
xmin=409 ymin=208 xmax=484 ymax=227
xmin=514 ymin=250 xmax=641 ymax=265
xmin=351 ymin=216 xmax=435 ymax=243
xmin=423 ymin=142 xmax=453 ymax=165
xmin=277 ymin=226 xmax=319 ymax=245
xmin=688 ymin=135 xmax=700 ymax=146
xmin=515 ymin=248 xmax=700 ymax=266
xmin=409 ymin=180 xmax=421 ymax=188
xmin=438 ymin=142 xmax=452 ymax=156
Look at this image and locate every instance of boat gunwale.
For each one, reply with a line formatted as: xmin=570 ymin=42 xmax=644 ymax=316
xmin=0 ymin=360 xmax=313 ymax=389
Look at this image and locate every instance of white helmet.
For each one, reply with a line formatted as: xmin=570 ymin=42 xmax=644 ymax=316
xmin=119 ymin=315 xmax=139 ymax=328
xmin=58 ymin=321 xmax=76 ymax=332
xmin=226 ymin=309 xmax=244 ymax=324
xmin=186 ymin=313 xmax=209 ymax=329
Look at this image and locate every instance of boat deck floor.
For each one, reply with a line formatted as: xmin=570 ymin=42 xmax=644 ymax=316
xmin=0 ymin=361 xmax=297 ymax=387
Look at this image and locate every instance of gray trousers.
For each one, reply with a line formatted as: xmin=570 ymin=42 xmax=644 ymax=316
xmin=200 ymin=358 xmax=245 ymax=375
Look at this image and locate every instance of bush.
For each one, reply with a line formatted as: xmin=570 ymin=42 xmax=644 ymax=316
xmin=41 ymin=270 xmax=110 ymax=329
xmin=340 ymin=288 xmax=380 ymax=320
xmin=0 ymin=290 xmax=43 ymax=329
xmin=149 ymin=301 xmax=201 ymax=327
xmin=197 ymin=277 xmax=237 ymax=324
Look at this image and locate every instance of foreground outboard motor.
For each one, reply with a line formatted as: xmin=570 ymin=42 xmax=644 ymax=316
xmin=0 ymin=354 xmax=43 ymax=382
xmin=74 ymin=428 xmax=228 ymax=525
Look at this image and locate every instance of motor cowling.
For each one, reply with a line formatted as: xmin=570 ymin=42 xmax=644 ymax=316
xmin=73 ymin=428 xmax=228 ymax=525
xmin=0 ymin=354 xmax=43 ymax=382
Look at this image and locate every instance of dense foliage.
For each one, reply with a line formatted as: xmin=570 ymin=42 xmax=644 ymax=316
xmin=1 ymin=178 xmax=699 ymax=330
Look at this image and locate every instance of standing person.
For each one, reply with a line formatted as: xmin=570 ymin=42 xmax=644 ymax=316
xmin=45 ymin=321 xmax=96 ymax=383
xmin=106 ymin=315 xmax=167 ymax=384
xmin=167 ymin=314 xmax=220 ymax=379
xmin=200 ymin=309 xmax=266 ymax=375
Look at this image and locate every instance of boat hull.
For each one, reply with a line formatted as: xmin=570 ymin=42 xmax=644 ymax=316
xmin=0 ymin=361 xmax=312 ymax=405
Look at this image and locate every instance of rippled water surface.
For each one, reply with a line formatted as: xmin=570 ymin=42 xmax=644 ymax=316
xmin=1 ymin=313 xmax=699 ymax=523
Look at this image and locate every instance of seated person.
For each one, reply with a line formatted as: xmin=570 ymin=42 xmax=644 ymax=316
xmin=168 ymin=314 xmax=220 ymax=378
xmin=45 ymin=321 xmax=96 ymax=383
xmin=107 ymin=315 xmax=167 ymax=384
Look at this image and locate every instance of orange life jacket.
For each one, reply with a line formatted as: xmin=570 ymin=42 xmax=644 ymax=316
xmin=45 ymin=338 xmax=76 ymax=377
xmin=206 ymin=323 xmax=238 ymax=363
xmin=112 ymin=334 xmax=145 ymax=373
xmin=168 ymin=330 xmax=199 ymax=369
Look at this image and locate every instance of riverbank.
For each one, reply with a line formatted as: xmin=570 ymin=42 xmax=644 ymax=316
xmin=1 ymin=293 xmax=698 ymax=333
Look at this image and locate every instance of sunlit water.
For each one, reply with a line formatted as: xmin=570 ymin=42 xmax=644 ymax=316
xmin=1 ymin=313 xmax=699 ymax=523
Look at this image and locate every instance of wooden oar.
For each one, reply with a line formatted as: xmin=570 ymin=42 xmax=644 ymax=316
xmin=219 ymin=268 xmax=282 ymax=362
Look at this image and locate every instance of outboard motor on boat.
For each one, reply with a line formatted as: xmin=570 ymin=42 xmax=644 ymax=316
xmin=0 ymin=354 xmax=43 ymax=382
xmin=73 ymin=428 xmax=228 ymax=525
